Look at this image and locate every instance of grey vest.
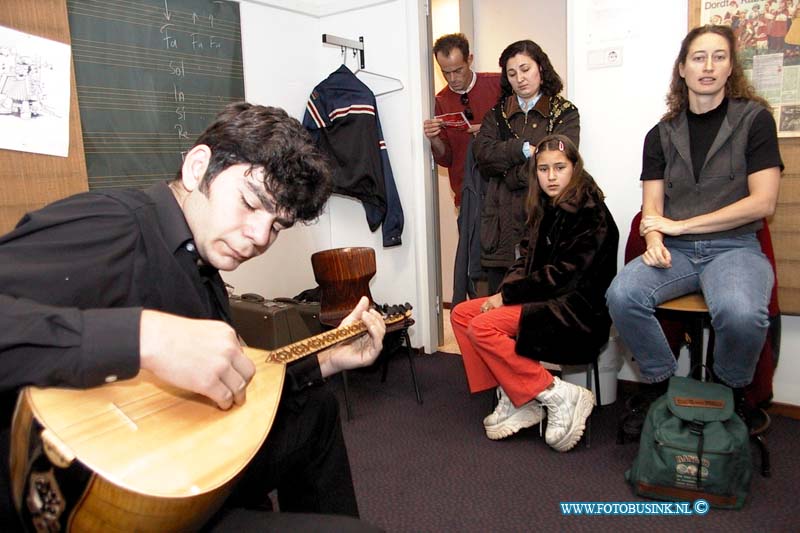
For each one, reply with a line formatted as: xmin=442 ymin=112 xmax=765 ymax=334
xmin=658 ymin=99 xmax=764 ymax=240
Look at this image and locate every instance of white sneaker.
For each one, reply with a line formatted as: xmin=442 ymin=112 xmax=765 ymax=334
xmin=483 ymin=387 xmax=545 ymax=440
xmin=536 ymin=377 xmax=595 ymax=452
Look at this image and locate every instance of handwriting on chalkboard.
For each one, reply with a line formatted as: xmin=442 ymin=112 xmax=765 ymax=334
xmin=161 ymin=1 xmax=228 ymax=155
xmin=67 ymin=0 xmax=244 ymax=190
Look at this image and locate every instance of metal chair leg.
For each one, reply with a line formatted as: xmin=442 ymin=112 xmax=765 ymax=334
xmin=582 ymin=363 xmax=598 ymax=448
xmin=754 ymin=433 xmax=771 ymax=477
xmin=380 ymin=356 xmax=390 ymax=383
xmin=592 ymin=360 xmax=602 ymax=407
xmin=751 ymin=408 xmax=771 ymax=477
xmin=341 ymin=369 xmax=353 ymax=421
xmin=402 ymin=329 xmax=423 ymax=404
xmin=688 ymin=316 xmax=705 ymax=380
xmin=378 ymin=329 xmax=422 ymax=404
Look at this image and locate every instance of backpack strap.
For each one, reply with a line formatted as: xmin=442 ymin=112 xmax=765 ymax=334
xmin=687 ymin=420 xmax=705 ymax=487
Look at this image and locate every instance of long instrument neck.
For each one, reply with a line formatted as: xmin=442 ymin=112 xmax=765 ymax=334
xmin=264 ymin=321 xmax=369 ymax=364
xmin=262 ymin=310 xmax=409 ymax=365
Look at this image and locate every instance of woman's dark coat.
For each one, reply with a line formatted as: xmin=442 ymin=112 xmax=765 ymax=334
xmin=473 ymin=94 xmax=579 ymax=269
xmin=500 ymin=180 xmax=619 ymax=365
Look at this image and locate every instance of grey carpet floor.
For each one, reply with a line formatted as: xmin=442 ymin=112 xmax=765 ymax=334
xmin=337 ymin=351 xmax=798 ymax=533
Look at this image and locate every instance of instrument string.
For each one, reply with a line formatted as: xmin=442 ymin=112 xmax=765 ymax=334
xmin=60 ymin=312 xmax=408 ymax=443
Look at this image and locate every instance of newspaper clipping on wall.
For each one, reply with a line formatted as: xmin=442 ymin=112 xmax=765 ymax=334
xmin=701 ymin=0 xmax=800 ymax=137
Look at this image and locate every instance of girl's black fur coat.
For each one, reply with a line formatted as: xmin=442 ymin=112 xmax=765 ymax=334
xmin=500 ymin=182 xmax=619 ymax=364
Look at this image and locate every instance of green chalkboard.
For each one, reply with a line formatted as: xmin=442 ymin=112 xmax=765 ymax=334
xmin=67 ymin=0 xmax=245 ymax=190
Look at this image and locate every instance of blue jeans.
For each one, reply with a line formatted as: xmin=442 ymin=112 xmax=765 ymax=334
xmin=606 ymin=234 xmax=773 ymax=387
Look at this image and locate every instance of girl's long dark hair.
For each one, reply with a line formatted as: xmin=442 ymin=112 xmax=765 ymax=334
xmin=526 ymin=134 xmax=603 ymax=226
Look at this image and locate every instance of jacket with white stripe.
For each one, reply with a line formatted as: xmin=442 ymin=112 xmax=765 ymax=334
xmin=303 ymin=65 xmax=403 ymax=247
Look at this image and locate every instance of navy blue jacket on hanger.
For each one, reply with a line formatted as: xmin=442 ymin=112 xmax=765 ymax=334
xmin=303 ymin=65 xmax=403 ymax=247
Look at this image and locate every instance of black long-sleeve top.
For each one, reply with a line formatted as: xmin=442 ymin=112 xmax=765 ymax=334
xmin=0 ymin=181 xmax=320 ymax=524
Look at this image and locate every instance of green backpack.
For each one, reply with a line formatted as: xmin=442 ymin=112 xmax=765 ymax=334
xmin=626 ymin=375 xmax=752 ymax=509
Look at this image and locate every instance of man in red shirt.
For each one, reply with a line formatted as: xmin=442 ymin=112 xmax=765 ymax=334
xmin=423 ymin=33 xmax=501 ymax=207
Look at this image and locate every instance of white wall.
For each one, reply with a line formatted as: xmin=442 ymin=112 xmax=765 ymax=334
xmin=222 ymin=6 xmax=327 ymax=302
xmin=431 ymin=0 xmax=460 ymax=93
xmin=431 ymin=0 xmax=461 ymax=305
xmin=223 ymin=0 xmax=437 ymax=352
xmin=473 ymin=0 xmax=567 ymax=93
xmin=776 ymin=320 xmax=800 ymax=405
xmin=568 ymin=0 xmax=799 ymax=406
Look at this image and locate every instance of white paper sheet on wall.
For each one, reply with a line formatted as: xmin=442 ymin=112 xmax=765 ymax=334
xmin=0 ymin=24 xmax=71 ymax=157
xmin=587 ymin=0 xmax=644 ymax=44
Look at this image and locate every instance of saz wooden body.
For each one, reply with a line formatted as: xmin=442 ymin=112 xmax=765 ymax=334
xmin=10 ymin=308 xmax=411 ymax=532
xmin=11 ymin=348 xmax=284 ymax=532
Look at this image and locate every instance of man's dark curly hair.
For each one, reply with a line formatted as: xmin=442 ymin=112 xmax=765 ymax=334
xmin=498 ymin=40 xmax=563 ymax=101
xmin=178 ymin=102 xmax=332 ymax=223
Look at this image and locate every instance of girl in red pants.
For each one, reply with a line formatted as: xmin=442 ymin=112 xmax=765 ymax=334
xmin=451 ymin=135 xmax=619 ymax=452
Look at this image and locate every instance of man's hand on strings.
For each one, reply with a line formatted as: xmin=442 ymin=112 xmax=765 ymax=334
xmin=139 ymin=310 xmax=255 ymax=410
xmin=318 ymin=296 xmax=386 ymax=378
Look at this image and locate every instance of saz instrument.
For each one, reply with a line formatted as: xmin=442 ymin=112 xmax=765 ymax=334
xmin=10 ymin=305 xmax=412 ymax=532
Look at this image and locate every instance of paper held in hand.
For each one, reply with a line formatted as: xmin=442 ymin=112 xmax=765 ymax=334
xmin=435 ymin=111 xmax=470 ymax=130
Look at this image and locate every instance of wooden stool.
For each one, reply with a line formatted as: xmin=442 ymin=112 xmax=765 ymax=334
xmin=656 ymin=293 xmax=771 ymax=477
xmin=656 ymin=293 xmax=711 ymax=381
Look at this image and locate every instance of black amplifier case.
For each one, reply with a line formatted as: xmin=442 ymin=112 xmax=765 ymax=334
xmin=229 ymin=294 xmax=323 ymax=350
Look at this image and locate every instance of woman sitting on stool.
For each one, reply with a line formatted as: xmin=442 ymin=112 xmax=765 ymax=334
xmin=451 ymin=135 xmax=619 ymax=452
xmin=606 ymin=25 xmax=782 ymax=426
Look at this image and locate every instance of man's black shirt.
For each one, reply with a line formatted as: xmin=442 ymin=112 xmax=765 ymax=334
xmin=0 ymin=181 xmax=320 ymax=524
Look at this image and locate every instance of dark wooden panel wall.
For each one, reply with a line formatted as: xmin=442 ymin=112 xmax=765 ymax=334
xmin=771 ymin=158 xmax=800 ymax=313
xmin=0 ymin=0 xmax=87 ymax=234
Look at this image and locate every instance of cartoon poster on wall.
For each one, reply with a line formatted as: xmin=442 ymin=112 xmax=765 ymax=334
xmin=0 ymin=25 xmax=71 ymax=156
xmin=701 ymin=0 xmax=800 ymax=136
